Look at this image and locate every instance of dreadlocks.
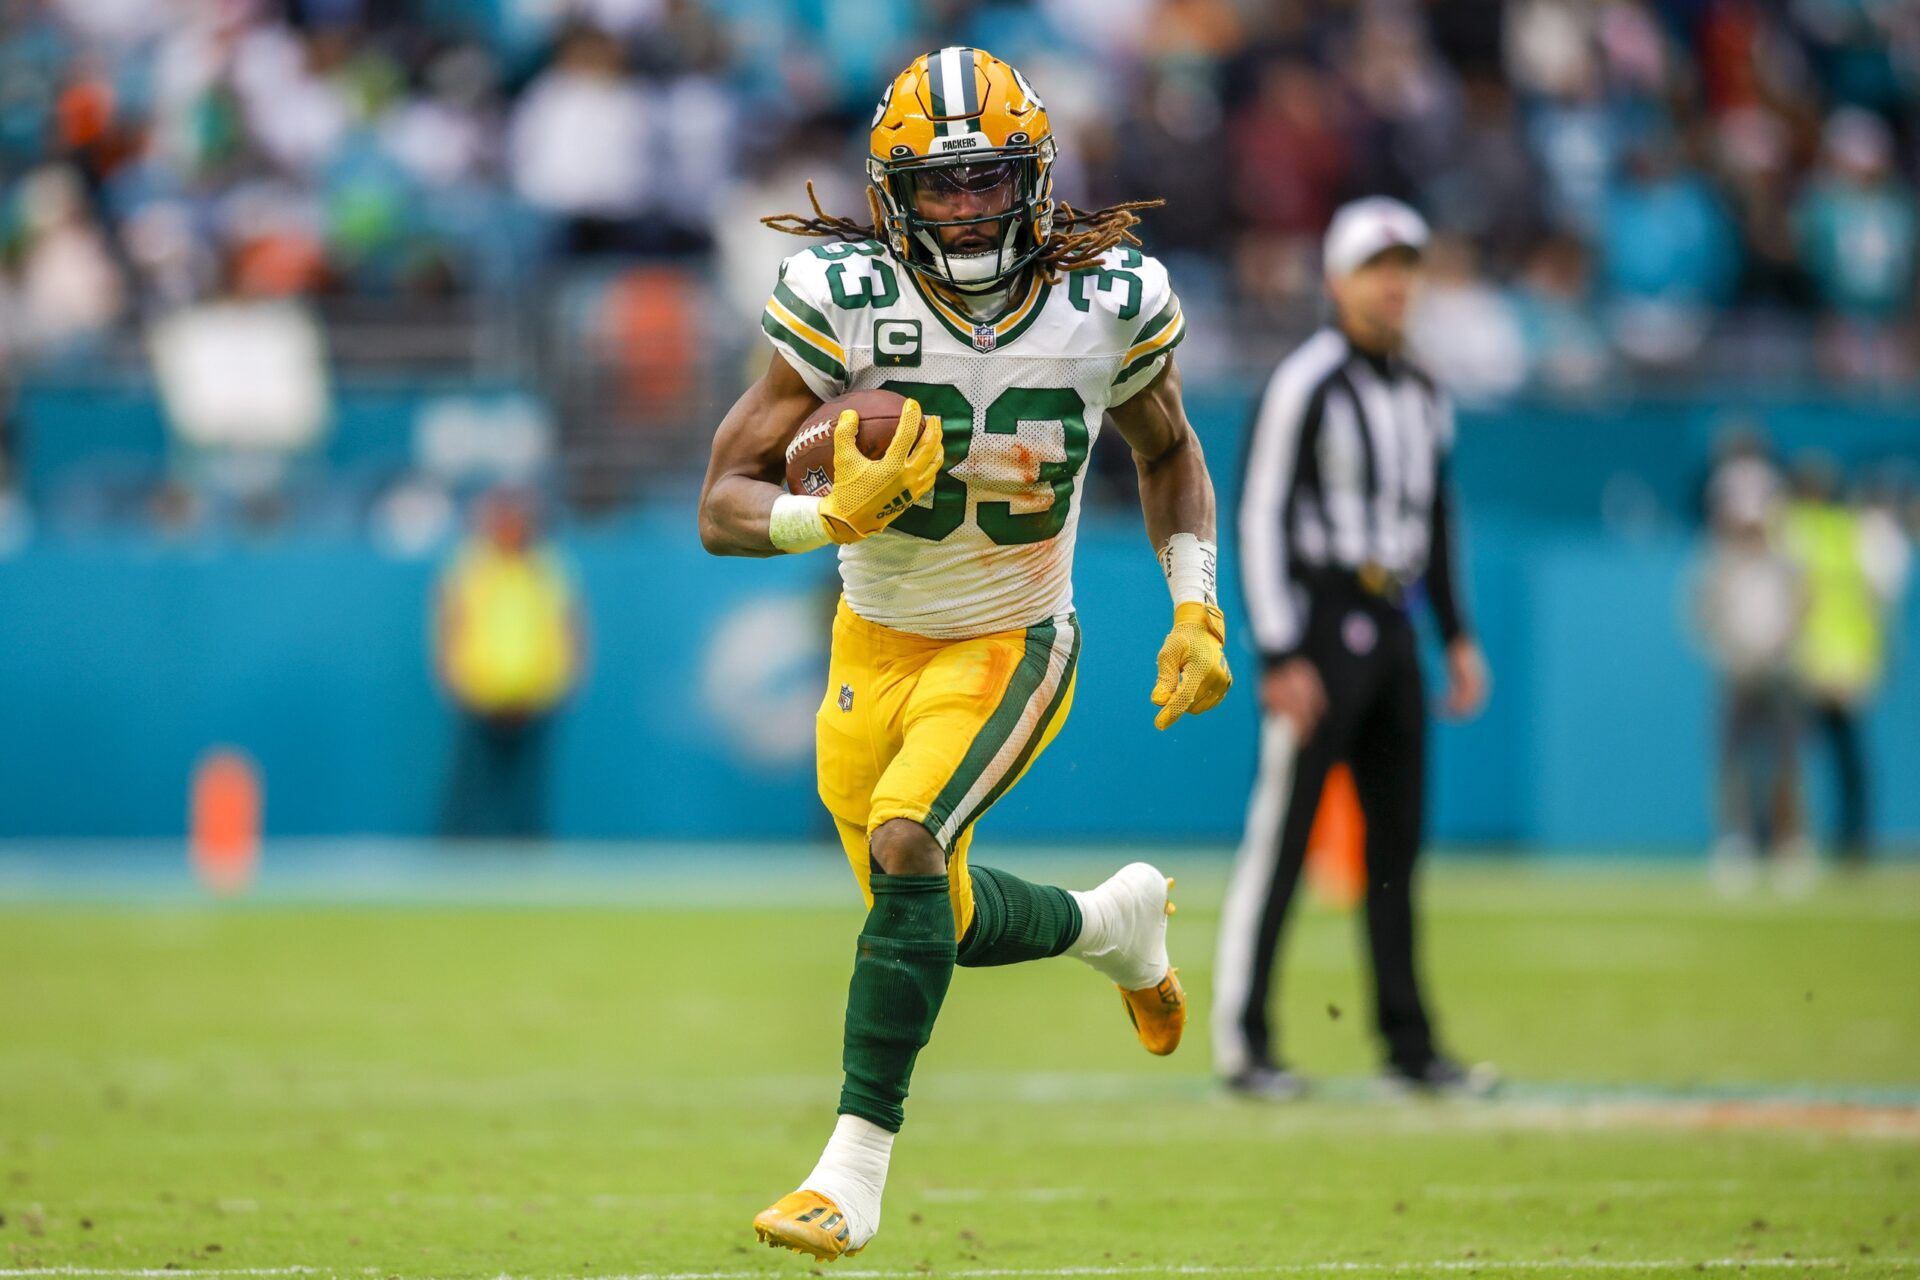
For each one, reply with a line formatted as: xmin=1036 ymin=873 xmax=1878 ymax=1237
xmin=761 ymin=181 xmax=1164 ymax=284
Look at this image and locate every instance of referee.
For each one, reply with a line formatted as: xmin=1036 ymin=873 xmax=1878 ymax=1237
xmin=1216 ymin=197 xmax=1492 ymax=1099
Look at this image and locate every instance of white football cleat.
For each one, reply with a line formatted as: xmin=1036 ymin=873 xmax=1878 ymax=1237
xmin=1072 ymin=861 xmax=1185 ymax=1055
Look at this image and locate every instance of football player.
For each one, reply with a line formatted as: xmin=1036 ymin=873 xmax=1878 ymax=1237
xmin=697 ymin=47 xmax=1232 ymax=1261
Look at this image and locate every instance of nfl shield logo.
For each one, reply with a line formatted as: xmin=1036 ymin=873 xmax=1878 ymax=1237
xmin=971 ymin=323 xmax=997 ymax=352
xmin=801 ymin=465 xmax=830 ymax=496
xmin=839 ymin=683 xmax=855 ymax=712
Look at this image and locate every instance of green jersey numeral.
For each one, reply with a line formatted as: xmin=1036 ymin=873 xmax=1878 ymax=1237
xmin=878 ymin=381 xmax=1090 ymax=546
xmin=827 ymin=259 xmax=899 ymax=310
xmin=1067 ymin=247 xmax=1143 ymax=321
xmin=976 ymin=388 xmax=1089 ymax=544
xmin=876 ymin=381 xmax=972 ymax=542
xmin=809 ymin=241 xmax=886 ymax=260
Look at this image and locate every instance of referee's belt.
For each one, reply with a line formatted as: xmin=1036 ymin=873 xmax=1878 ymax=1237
xmin=1308 ymin=562 xmax=1410 ymax=606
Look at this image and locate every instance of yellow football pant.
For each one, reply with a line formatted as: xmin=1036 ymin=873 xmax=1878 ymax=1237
xmin=816 ymin=599 xmax=1080 ymax=938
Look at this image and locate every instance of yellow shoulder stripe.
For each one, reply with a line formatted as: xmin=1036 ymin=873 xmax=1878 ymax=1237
xmin=1123 ymin=303 xmax=1184 ymax=363
xmin=765 ymin=297 xmax=846 ymax=363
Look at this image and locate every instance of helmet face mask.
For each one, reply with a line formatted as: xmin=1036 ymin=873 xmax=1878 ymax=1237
xmin=872 ymin=150 xmax=1052 ymax=294
xmin=867 ymin=48 xmax=1057 ymax=296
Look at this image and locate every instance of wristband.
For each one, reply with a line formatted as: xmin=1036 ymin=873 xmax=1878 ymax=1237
xmin=769 ymin=493 xmax=831 ymax=553
xmin=1159 ymin=532 xmax=1218 ymax=607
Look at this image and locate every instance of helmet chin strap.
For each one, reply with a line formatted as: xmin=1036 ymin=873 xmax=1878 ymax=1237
xmin=912 ymin=219 xmax=1024 ymax=298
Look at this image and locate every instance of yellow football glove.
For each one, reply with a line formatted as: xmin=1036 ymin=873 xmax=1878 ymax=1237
xmin=818 ymin=399 xmax=944 ymax=544
xmin=1151 ymin=601 xmax=1233 ymax=730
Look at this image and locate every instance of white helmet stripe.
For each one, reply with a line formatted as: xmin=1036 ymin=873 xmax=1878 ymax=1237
xmin=939 ymin=46 xmax=968 ymax=134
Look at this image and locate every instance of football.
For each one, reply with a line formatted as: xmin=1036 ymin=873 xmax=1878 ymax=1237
xmin=783 ymin=388 xmax=912 ymax=497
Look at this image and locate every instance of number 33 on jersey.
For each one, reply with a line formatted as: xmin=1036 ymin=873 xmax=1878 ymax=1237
xmin=762 ymin=239 xmax=1187 ymax=640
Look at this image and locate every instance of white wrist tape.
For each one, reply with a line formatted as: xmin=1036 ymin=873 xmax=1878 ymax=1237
xmin=769 ymin=494 xmax=831 ymax=553
xmin=1159 ymin=532 xmax=1218 ymax=607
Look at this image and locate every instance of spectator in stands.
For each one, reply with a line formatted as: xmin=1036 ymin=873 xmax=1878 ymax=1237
xmin=1510 ymin=234 xmax=1610 ymax=395
xmin=1693 ymin=458 xmax=1811 ymax=896
xmin=380 ymin=43 xmax=502 ymax=192
xmin=1795 ymin=108 xmax=1917 ymax=384
xmin=435 ymin=490 xmax=584 ymax=841
xmin=1409 ymin=233 xmax=1529 ymax=406
xmin=509 ymin=25 xmax=653 ymax=253
xmin=1423 ymin=75 xmax=1543 ymax=276
xmin=1600 ymin=135 xmax=1740 ymax=366
xmin=1230 ymin=59 xmax=1352 ymax=305
xmin=12 ymin=165 xmax=125 ymax=357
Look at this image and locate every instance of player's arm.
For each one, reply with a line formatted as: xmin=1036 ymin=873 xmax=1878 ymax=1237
xmin=1110 ymin=355 xmax=1214 ymax=554
xmin=697 ymin=353 xmax=945 ymax=558
xmin=1108 ymin=356 xmax=1233 ymax=729
xmin=1424 ymin=390 xmax=1489 ymax=720
xmin=697 ymin=353 xmax=823 ymax=558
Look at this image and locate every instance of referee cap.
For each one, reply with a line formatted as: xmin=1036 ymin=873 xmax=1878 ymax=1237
xmin=1323 ymin=197 xmax=1430 ymax=278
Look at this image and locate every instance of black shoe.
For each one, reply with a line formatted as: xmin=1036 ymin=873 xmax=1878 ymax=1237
xmin=1223 ymin=1064 xmax=1309 ymax=1101
xmin=1381 ymin=1056 xmax=1500 ymax=1098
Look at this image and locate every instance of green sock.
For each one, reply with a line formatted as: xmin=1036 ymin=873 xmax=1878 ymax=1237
xmin=838 ymin=870 xmax=956 ymax=1133
xmin=956 ymin=865 xmax=1083 ymax=968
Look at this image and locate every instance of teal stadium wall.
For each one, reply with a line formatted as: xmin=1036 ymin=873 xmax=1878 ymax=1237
xmin=1 ymin=382 xmax=1915 ymax=848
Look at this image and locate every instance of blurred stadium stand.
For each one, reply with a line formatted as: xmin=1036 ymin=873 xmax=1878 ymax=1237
xmin=0 ymin=0 xmax=1915 ymax=848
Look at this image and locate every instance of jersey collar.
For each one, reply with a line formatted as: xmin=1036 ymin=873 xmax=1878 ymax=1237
xmin=908 ymin=267 xmax=1051 ymax=351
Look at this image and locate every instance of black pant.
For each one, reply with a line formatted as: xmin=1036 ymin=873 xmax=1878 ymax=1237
xmin=1809 ymin=697 xmax=1869 ymax=860
xmin=442 ymin=713 xmax=553 ymax=840
xmin=1214 ymin=587 xmax=1436 ymax=1075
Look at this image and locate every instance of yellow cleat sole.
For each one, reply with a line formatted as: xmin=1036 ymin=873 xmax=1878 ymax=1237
xmin=751 ymin=1191 xmax=863 ymax=1262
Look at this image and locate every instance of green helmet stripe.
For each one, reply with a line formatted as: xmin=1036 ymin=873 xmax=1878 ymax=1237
xmin=927 ymin=51 xmax=949 ymax=137
xmin=956 ymin=47 xmax=978 ymax=118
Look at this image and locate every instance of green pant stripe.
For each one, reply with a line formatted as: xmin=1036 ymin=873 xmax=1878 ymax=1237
xmin=954 ymin=615 xmax=1080 ymax=837
xmin=924 ymin=621 xmax=1056 ymax=844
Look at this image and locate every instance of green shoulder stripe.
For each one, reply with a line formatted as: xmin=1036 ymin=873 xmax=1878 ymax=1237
xmin=1112 ymin=319 xmax=1186 ymax=385
xmin=1132 ymin=296 xmax=1180 ymax=348
xmin=762 ymin=310 xmax=847 ymax=382
xmin=773 ymin=280 xmax=834 ymax=337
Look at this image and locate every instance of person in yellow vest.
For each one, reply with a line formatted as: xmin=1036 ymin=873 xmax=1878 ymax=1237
xmin=1782 ymin=455 xmax=1909 ymax=865
xmin=435 ymin=490 xmax=584 ymax=839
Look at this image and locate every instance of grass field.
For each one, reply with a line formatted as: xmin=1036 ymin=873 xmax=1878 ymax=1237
xmin=2 ymin=849 xmax=1917 ymax=1279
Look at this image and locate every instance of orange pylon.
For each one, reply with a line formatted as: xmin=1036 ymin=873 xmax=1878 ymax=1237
xmin=1306 ymin=764 xmax=1365 ymax=909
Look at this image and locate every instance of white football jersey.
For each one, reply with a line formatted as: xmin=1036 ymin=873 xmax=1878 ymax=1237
xmin=761 ymin=240 xmax=1186 ymax=639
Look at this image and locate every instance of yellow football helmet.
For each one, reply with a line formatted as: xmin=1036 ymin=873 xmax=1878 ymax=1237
xmin=867 ymin=47 xmax=1057 ymax=295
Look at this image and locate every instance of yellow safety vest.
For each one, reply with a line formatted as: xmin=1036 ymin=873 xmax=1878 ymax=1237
xmin=1784 ymin=501 xmax=1882 ymax=699
xmin=441 ymin=544 xmax=578 ymax=715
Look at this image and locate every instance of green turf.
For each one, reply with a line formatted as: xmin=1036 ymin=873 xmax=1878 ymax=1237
xmin=2 ymin=855 xmax=1918 ymax=1278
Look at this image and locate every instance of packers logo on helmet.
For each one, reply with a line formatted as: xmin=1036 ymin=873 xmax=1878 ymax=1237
xmin=867 ymin=47 xmax=1058 ymax=295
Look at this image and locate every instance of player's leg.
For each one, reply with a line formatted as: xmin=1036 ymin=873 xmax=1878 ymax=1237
xmin=1825 ymin=700 xmax=1868 ymax=860
xmin=1345 ymin=629 xmax=1440 ymax=1078
xmin=756 ymin=813 xmax=954 ymax=1260
xmin=899 ymin=625 xmax=1185 ymax=1053
xmin=945 ymin=672 xmax=1088 ymax=969
xmin=757 ymin=609 xmax=937 ymax=1262
xmin=1212 ymin=713 xmax=1337 ymax=1087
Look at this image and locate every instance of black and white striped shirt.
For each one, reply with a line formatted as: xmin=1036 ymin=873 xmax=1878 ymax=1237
xmin=1237 ymin=327 xmax=1469 ymax=666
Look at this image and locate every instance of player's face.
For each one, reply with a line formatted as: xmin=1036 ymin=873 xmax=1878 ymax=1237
xmin=907 ymin=160 xmax=1019 ymax=255
xmin=1331 ymin=248 xmax=1421 ymax=348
